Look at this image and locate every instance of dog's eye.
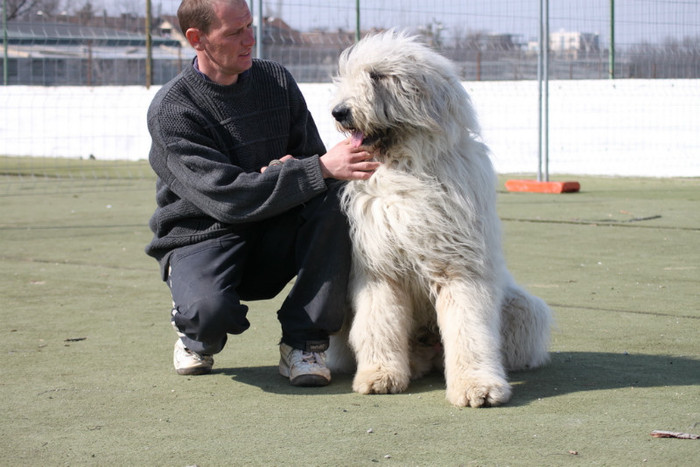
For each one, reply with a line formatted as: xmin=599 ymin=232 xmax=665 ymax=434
xmin=369 ymin=71 xmax=386 ymax=81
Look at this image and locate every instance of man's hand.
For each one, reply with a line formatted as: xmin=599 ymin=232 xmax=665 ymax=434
xmin=319 ymin=138 xmax=380 ymax=180
xmin=260 ymin=154 xmax=295 ymax=173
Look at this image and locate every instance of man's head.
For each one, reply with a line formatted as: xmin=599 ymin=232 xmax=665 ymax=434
xmin=178 ymin=0 xmax=255 ymax=85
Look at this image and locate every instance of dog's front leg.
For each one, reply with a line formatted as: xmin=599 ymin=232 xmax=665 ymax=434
xmin=349 ymin=274 xmax=412 ymax=394
xmin=436 ymin=280 xmax=512 ymax=407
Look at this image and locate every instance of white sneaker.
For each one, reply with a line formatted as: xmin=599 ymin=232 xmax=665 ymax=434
xmin=173 ymin=339 xmax=213 ymax=375
xmin=279 ymin=343 xmax=331 ymax=387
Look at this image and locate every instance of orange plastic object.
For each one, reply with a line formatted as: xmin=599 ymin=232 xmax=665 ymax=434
xmin=505 ymin=179 xmax=580 ymax=194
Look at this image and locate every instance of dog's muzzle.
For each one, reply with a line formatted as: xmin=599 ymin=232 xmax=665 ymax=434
xmin=332 ymin=104 xmax=353 ymax=128
xmin=332 ymin=103 xmax=384 ymax=148
xmin=333 ymin=104 xmax=365 ymax=147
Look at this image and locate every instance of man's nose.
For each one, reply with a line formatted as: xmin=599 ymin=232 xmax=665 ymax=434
xmin=243 ymin=27 xmax=255 ymax=46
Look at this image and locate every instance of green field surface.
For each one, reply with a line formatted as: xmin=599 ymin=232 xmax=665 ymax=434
xmin=1 ymin=163 xmax=698 ymax=466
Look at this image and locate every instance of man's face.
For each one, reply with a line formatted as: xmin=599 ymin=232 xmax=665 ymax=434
xmin=190 ymin=0 xmax=255 ymax=85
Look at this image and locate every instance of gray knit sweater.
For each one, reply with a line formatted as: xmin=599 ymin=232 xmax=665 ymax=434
xmin=146 ymin=59 xmax=328 ymax=278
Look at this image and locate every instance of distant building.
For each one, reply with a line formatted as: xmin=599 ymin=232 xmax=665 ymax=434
xmin=2 ymin=21 xmax=183 ymax=85
xmin=550 ymin=30 xmax=600 ymax=58
xmin=157 ymin=17 xmax=189 ymax=48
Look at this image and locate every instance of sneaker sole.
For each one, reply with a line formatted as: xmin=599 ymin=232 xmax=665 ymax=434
xmin=279 ymin=361 xmax=330 ymax=387
xmin=289 ymin=373 xmax=330 ymax=387
xmin=176 ymin=366 xmax=212 ymax=376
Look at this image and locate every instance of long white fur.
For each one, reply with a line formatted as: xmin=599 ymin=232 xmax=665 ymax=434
xmin=326 ymin=31 xmax=552 ymax=407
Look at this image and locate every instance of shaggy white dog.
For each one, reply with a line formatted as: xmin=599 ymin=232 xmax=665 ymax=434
xmin=326 ymin=31 xmax=552 ymax=407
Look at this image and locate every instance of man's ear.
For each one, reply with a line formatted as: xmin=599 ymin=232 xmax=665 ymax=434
xmin=185 ymin=28 xmax=205 ymax=50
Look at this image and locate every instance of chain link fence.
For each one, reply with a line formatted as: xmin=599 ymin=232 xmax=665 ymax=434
xmin=1 ymin=0 xmax=699 ymax=85
xmin=0 ymin=0 xmax=698 ymax=186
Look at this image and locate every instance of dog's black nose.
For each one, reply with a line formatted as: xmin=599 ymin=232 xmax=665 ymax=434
xmin=332 ymin=104 xmax=350 ymax=123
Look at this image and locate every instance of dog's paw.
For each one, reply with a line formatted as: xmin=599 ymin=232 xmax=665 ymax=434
xmin=446 ymin=374 xmax=512 ymax=408
xmin=352 ymin=365 xmax=410 ymax=395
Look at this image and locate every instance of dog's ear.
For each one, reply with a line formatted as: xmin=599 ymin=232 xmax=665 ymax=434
xmin=416 ymin=65 xmax=480 ymax=136
xmin=401 ymin=69 xmax=447 ymax=133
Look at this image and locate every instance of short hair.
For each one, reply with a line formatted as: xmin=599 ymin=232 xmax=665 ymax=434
xmin=178 ymin=0 xmax=246 ymax=34
xmin=178 ymin=0 xmax=216 ymax=33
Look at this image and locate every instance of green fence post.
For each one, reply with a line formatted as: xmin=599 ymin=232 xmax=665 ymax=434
xmin=609 ymin=0 xmax=615 ymax=79
xmin=355 ymin=0 xmax=360 ymax=43
xmin=3 ymin=0 xmax=7 ymax=85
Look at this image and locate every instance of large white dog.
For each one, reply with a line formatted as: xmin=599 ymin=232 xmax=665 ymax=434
xmin=326 ymin=31 xmax=552 ymax=407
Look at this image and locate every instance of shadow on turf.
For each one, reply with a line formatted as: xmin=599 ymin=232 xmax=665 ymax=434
xmin=216 ymin=352 xmax=700 ymax=404
xmin=508 ymin=351 xmax=700 ymax=406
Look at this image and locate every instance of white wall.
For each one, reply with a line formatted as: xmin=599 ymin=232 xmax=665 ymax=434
xmin=1 ymin=80 xmax=698 ymax=176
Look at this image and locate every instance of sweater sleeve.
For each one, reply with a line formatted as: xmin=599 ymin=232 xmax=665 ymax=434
xmin=148 ymin=94 xmax=327 ymax=226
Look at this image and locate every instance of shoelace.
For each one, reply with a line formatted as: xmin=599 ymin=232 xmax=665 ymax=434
xmin=300 ymin=352 xmax=324 ymax=365
xmin=185 ymin=347 xmax=211 ymax=362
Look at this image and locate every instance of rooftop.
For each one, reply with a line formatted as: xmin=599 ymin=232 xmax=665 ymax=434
xmin=5 ymin=21 xmax=181 ymax=48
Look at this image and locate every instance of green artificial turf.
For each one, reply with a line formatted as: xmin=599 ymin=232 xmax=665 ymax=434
xmin=1 ymin=167 xmax=698 ymax=465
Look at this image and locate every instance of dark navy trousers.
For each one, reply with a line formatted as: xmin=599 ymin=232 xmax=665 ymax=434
xmin=167 ymin=181 xmax=351 ymax=355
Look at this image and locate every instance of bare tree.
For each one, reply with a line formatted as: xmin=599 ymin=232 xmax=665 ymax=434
xmin=5 ymin=0 xmax=77 ymax=20
xmin=110 ymin=0 xmax=141 ymax=17
xmin=6 ymin=0 xmax=43 ymax=20
xmin=75 ymin=0 xmax=94 ymax=24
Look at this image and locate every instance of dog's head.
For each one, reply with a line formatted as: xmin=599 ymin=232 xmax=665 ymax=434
xmin=331 ymin=30 xmax=479 ymax=154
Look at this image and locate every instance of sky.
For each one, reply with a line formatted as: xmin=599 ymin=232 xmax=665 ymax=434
xmin=95 ymin=0 xmax=698 ymax=47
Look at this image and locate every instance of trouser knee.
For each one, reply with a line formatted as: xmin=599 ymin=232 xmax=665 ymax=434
xmin=173 ymin=292 xmax=250 ymax=354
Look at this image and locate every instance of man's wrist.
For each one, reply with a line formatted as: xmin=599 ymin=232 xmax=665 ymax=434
xmin=318 ymin=155 xmax=332 ymax=178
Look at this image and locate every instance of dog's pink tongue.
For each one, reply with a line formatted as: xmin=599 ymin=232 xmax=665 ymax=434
xmin=350 ymin=131 xmax=364 ymax=148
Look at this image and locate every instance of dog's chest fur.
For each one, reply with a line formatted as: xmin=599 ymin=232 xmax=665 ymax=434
xmin=343 ymin=165 xmax=466 ymax=283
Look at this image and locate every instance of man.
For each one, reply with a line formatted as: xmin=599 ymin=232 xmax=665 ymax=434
xmin=146 ymin=0 xmax=378 ymax=386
